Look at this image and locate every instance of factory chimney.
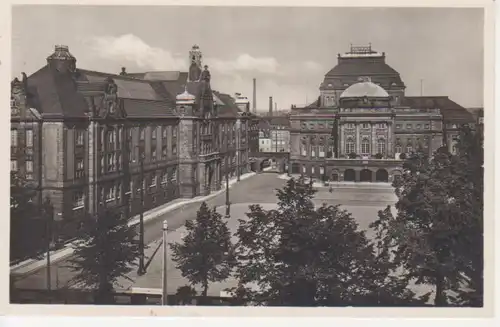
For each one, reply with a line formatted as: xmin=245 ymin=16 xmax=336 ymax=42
xmin=252 ymin=78 xmax=257 ymax=113
xmin=269 ymin=96 xmax=273 ymax=116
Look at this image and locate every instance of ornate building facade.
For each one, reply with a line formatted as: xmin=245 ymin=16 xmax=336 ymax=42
xmin=10 ymin=44 xmax=251 ymax=243
xmin=289 ymin=45 xmax=474 ymax=183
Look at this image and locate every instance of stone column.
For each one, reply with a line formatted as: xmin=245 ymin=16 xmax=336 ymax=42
xmin=371 ymin=122 xmax=377 ymax=156
xmin=387 ymin=122 xmax=393 ymax=158
xmin=355 ymin=169 xmax=360 ymax=182
xmin=338 ymin=122 xmax=343 ymax=157
xmin=355 ymin=123 xmax=360 ymax=155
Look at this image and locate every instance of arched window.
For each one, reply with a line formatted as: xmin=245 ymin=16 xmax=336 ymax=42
xmin=406 ymin=143 xmax=413 ymax=153
xmin=361 ymin=137 xmax=370 ymax=154
xmin=345 ymin=137 xmax=355 ymax=154
xmin=395 ymin=145 xmax=402 ymax=154
xmin=377 ymin=138 xmax=386 ymax=155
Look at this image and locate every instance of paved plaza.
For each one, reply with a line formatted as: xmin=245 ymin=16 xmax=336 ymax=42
xmin=13 ymin=172 xmax=434 ymax=302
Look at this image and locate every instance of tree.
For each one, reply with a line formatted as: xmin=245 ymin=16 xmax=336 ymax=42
xmin=175 ymin=285 xmax=197 ymax=305
xmin=10 ymin=171 xmax=42 ymax=262
xmin=230 ymin=177 xmax=423 ymax=306
xmin=69 ymin=209 xmax=140 ymax=304
xmin=447 ymin=125 xmax=484 ymax=306
xmin=371 ymin=148 xmax=466 ymax=306
xmin=170 ymin=202 xmax=236 ymax=303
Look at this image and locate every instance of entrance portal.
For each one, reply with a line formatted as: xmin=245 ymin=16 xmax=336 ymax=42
xmin=344 ymin=169 xmax=355 ymax=182
xmin=360 ymin=169 xmax=372 ymax=182
xmin=331 ymin=172 xmax=339 ymax=182
xmin=375 ymin=169 xmax=389 ymax=182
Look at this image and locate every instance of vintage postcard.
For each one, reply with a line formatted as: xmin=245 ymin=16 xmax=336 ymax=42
xmin=1 ymin=0 xmax=495 ymax=320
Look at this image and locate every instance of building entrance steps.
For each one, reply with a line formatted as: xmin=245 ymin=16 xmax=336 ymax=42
xmin=10 ymin=168 xmax=271 ymax=276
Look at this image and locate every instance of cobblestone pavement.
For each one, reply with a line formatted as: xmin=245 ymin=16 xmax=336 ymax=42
xmin=12 ymin=172 xmax=401 ymax=294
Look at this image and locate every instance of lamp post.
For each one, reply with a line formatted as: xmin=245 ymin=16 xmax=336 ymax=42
xmin=137 ymin=149 xmax=146 ymax=276
xmin=43 ymin=196 xmax=54 ymax=301
xmin=161 ymin=220 xmax=168 ymax=305
xmin=225 ymin=167 xmax=230 ymax=218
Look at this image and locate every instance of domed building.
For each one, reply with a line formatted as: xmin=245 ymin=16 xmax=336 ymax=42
xmin=289 ymin=45 xmax=474 ymax=183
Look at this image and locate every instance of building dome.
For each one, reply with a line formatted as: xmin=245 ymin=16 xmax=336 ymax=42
xmin=340 ymin=77 xmax=389 ymax=98
xmin=176 ymin=87 xmax=196 ymax=104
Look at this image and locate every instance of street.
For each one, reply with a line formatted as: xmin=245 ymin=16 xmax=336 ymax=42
xmin=12 ymin=172 xmax=398 ymax=292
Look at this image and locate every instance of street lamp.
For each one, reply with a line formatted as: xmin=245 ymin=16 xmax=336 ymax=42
xmin=161 ymin=220 xmax=168 ymax=305
xmin=225 ymin=166 xmax=230 ymax=218
xmin=42 ymin=196 xmax=54 ymax=301
xmin=136 ymin=149 xmax=146 ymax=276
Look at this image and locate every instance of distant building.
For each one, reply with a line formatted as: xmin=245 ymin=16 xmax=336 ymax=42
xmin=289 ymin=45 xmax=474 ymax=182
xmin=10 ymin=44 xmax=252 ymax=242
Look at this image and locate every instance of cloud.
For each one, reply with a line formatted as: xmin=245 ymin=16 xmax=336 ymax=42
xmin=84 ymin=34 xmax=324 ymax=108
xmin=87 ymin=34 xmax=187 ymax=70
xmin=208 ymin=54 xmax=280 ymax=75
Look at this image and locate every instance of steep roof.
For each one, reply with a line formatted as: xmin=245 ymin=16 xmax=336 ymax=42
xmin=213 ymin=91 xmax=241 ymax=118
xmin=23 ymin=65 xmax=178 ymax=119
xmin=401 ymin=96 xmax=474 ymax=123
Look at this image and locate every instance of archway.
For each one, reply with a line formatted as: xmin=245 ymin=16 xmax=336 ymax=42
xmin=331 ymin=171 xmax=340 ymax=182
xmin=344 ymin=169 xmax=355 ymax=182
xmin=375 ymin=169 xmax=389 ymax=182
xmin=360 ymin=169 xmax=372 ymax=182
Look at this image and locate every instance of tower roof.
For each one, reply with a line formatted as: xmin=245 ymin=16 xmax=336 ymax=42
xmin=46 ymin=45 xmax=76 ymax=61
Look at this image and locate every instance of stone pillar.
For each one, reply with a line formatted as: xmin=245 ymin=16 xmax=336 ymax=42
xmin=371 ymin=170 xmax=376 ymax=182
xmin=339 ymin=122 xmax=343 ymax=157
xmin=387 ymin=122 xmax=393 ymax=158
xmin=355 ymin=169 xmax=360 ymax=182
xmin=371 ymin=122 xmax=377 ymax=156
xmin=355 ymin=123 xmax=360 ymax=155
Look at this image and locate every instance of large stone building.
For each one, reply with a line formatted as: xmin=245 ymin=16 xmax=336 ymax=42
xmin=10 ymin=44 xmax=252 ymax=242
xmin=289 ymin=45 xmax=474 ymax=183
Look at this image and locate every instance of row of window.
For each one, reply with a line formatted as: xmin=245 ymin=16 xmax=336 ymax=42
xmin=10 ymin=159 xmax=34 ymax=174
xmin=73 ymin=168 xmax=178 ymax=210
xmin=396 ymin=123 xmax=430 ymax=130
xmin=11 ymin=129 xmax=34 ymax=147
xmin=344 ymin=123 xmax=387 ymax=129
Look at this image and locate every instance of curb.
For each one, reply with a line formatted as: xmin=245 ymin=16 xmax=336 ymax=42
xmin=278 ymin=174 xmax=394 ymax=189
xmin=11 ymin=170 xmax=267 ymax=276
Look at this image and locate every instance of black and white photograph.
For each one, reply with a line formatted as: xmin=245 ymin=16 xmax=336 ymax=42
xmin=6 ymin=2 xmax=491 ymax=314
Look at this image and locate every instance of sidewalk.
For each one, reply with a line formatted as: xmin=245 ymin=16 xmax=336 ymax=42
xmin=278 ymin=174 xmax=394 ymax=189
xmin=10 ymin=169 xmax=270 ymax=276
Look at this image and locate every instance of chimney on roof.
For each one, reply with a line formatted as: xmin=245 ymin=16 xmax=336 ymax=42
xmin=269 ymin=96 xmax=273 ymax=116
xmin=253 ymin=78 xmax=257 ymax=113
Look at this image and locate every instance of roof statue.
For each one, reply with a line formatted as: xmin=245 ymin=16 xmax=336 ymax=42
xmin=201 ymin=65 xmax=211 ymax=82
xmin=104 ymin=77 xmax=118 ymax=96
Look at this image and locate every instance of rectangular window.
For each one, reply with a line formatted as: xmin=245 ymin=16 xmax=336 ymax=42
xmin=152 ymin=148 xmax=157 ymax=161
xmin=152 ymin=127 xmax=157 ymax=140
xmin=396 ymin=124 xmax=401 ymax=129
xmin=11 ymin=159 xmax=17 ymax=171
xmin=319 ymin=146 xmax=325 ymax=158
xmin=150 ymin=175 xmax=157 ymax=188
xmin=416 ymin=124 xmax=422 ymax=129
xmin=311 ymin=166 xmax=315 ymax=174
xmin=302 ymin=165 xmax=306 ymax=174
xmin=76 ymin=159 xmax=85 ymax=178
xmin=172 ymin=167 xmax=177 ymax=182
xmin=161 ymin=171 xmax=168 ymax=184
xmin=406 ymin=124 xmax=412 ymax=129
xmin=73 ymin=191 xmax=85 ymax=209
xmin=311 ymin=147 xmax=316 ymax=157
xmin=162 ymin=145 xmax=167 ymax=158
xmin=106 ymin=186 xmax=116 ymax=202
xmin=320 ymin=167 xmax=324 ymax=175
xmin=162 ymin=126 xmax=168 ymax=138
xmin=425 ymin=124 xmax=430 ymax=129
xmin=76 ymin=130 xmax=84 ymax=146
xmin=11 ymin=130 xmax=17 ymax=147
xmin=362 ymin=123 xmax=370 ymax=129
xmin=26 ymin=130 xmax=34 ymax=147
xmin=140 ymin=128 xmax=145 ymax=140
xmin=26 ymin=160 xmax=33 ymax=173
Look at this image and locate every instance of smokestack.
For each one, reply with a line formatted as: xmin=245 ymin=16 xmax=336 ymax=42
xmin=269 ymin=96 xmax=273 ymax=116
xmin=275 ymin=102 xmax=277 ymax=113
xmin=253 ymin=78 xmax=257 ymax=113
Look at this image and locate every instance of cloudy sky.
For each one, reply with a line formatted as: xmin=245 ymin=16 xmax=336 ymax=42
xmin=11 ymin=6 xmax=484 ymax=110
